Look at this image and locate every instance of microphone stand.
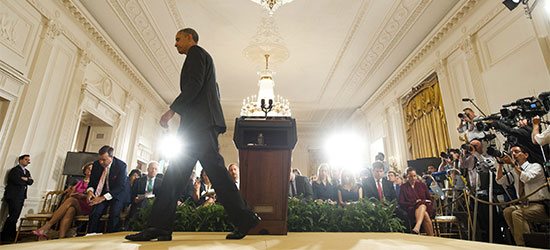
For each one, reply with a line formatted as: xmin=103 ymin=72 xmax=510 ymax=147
xmin=464 ymin=99 xmax=487 ymax=117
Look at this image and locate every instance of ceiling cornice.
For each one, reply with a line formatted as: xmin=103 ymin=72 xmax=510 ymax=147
xmin=107 ymin=0 xmax=180 ymax=98
xmin=51 ymin=0 xmax=168 ymax=109
xmin=360 ymin=0 xmax=483 ymax=111
xmin=319 ymin=0 xmax=431 ymax=125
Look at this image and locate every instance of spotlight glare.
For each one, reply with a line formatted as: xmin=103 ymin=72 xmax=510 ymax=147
xmin=325 ymin=132 xmax=365 ymax=172
xmin=159 ymin=135 xmax=183 ymax=159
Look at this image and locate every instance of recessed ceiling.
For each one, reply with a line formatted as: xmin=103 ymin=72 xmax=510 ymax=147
xmin=80 ymin=0 xmax=459 ymax=131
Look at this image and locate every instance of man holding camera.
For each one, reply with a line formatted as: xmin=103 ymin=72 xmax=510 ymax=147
xmin=532 ymin=116 xmax=550 ymax=146
xmin=457 ymin=108 xmax=486 ymax=142
xmin=496 ymin=145 xmax=550 ymax=246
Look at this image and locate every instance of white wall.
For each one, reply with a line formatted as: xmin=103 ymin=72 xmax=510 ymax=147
xmin=351 ymin=0 xmax=550 ymax=172
xmin=0 ymin=0 xmax=167 ymax=216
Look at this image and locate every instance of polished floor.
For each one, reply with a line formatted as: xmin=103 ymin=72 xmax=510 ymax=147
xmin=0 ymin=232 xmax=538 ymax=250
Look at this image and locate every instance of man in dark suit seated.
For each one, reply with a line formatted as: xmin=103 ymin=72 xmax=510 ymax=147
xmin=1 ymin=155 xmax=33 ymax=241
xmin=289 ymin=171 xmax=313 ymax=200
xmin=86 ymin=145 xmax=130 ymax=234
xmin=128 ymin=161 xmax=163 ymax=221
xmin=363 ymin=162 xmax=409 ymax=230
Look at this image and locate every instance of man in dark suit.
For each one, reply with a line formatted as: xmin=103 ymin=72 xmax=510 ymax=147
xmin=363 ymin=162 xmax=409 ymax=230
xmin=126 ymin=28 xmax=259 ymax=242
xmin=86 ymin=145 xmax=129 ymax=233
xmin=289 ymin=172 xmax=313 ymax=200
xmin=128 ymin=161 xmax=162 ymax=221
xmin=1 ymin=155 xmax=33 ymax=241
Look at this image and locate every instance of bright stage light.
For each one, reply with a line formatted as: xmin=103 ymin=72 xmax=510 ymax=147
xmin=159 ymin=134 xmax=183 ymax=159
xmin=324 ymin=132 xmax=366 ymax=171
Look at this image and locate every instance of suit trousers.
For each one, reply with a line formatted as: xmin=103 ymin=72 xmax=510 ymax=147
xmin=503 ymin=203 xmax=548 ymax=246
xmin=1 ymin=198 xmax=24 ymax=239
xmin=148 ymin=128 xmax=254 ymax=232
xmin=87 ymin=198 xmax=124 ymax=233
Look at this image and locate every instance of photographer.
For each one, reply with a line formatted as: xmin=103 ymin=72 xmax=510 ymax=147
xmin=459 ymin=139 xmax=487 ymax=191
xmin=489 ymin=118 xmax=547 ymax=165
xmin=439 ymin=149 xmax=460 ymax=171
xmin=532 ymin=116 xmax=550 ymax=146
xmin=457 ymin=108 xmax=486 ymax=142
xmin=495 ymin=145 xmax=550 ymax=246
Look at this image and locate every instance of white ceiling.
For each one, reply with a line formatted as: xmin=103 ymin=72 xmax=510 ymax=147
xmin=79 ymin=0 xmax=458 ymax=131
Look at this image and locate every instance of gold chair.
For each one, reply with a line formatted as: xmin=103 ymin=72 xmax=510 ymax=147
xmin=431 ymin=194 xmax=462 ymax=239
xmin=14 ymin=190 xmax=65 ymax=243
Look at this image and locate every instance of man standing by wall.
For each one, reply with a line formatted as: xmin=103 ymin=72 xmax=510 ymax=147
xmin=126 ymin=28 xmax=259 ymax=242
xmin=1 ymin=155 xmax=33 ymax=242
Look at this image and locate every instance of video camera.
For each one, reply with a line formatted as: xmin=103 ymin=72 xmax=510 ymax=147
xmin=500 ymin=92 xmax=550 ymax=121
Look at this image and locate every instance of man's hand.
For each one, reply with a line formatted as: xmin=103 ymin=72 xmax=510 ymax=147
xmin=498 ymin=154 xmax=514 ymax=165
xmin=160 ymin=110 xmax=175 ymax=128
xmin=532 ymin=116 xmax=541 ymax=126
xmin=86 ymin=191 xmax=96 ymax=204
xmin=134 ymin=196 xmax=144 ymax=204
xmin=21 ymin=177 xmax=28 ymax=181
xmin=89 ymin=196 xmax=106 ymax=206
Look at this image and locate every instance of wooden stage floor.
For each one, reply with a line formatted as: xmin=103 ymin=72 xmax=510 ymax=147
xmin=0 ymin=232 xmax=539 ymax=250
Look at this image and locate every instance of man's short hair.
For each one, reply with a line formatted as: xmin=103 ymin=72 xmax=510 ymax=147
xmin=98 ymin=145 xmax=114 ymax=157
xmin=228 ymin=163 xmax=238 ymax=169
xmin=18 ymin=154 xmax=30 ymax=161
xmin=178 ymin=28 xmax=199 ymax=43
xmin=372 ymin=161 xmax=384 ymax=170
xmin=388 ymin=170 xmax=396 ymax=176
xmin=463 ymin=107 xmax=474 ymax=113
xmin=148 ymin=161 xmax=159 ymax=168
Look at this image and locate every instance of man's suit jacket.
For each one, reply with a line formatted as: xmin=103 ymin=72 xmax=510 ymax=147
xmin=88 ymin=157 xmax=129 ymax=203
xmin=169 ymin=45 xmax=226 ymax=134
xmin=131 ymin=176 xmax=163 ymax=202
xmin=3 ymin=166 xmax=33 ymax=200
xmin=291 ymin=175 xmax=313 ymax=200
xmin=362 ymin=177 xmax=397 ymax=202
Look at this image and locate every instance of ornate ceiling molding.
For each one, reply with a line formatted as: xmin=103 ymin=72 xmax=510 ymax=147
xmin=166 ymin=0 xmax=185 ymax=29
xmin=34 ymin=0 xmax=169 ymax=110
xmin=107 ymin=0 xmax=179 ymax=96
xmin=320 ymin=0 xmax=430 ymax=124
xmin=361 ymin=0 xmax=484 ymax=110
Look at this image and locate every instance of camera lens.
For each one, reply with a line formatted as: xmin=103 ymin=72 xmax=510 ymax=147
xmin=458 ymin=113 xmax=464 ymax=119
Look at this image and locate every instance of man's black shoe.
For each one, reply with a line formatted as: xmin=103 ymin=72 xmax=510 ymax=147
xmin=226 ymin=213 xmax=261 ymax=240
xmin=125 ymin=227 xmax=172 ymax=241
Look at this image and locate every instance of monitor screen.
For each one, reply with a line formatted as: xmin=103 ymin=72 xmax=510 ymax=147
xmin=62 ymin=152 xmax=98 ymax=176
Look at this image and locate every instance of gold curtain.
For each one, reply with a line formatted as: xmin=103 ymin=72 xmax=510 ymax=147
xmin=402 ymin=73 xmax=450 ymax=159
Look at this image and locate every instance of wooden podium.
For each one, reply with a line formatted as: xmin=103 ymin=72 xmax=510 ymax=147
xmin=233 ymin=117 xmax=297 ymax=235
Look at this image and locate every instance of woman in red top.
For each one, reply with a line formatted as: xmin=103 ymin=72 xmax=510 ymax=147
xmin=398 ymin=167 xmax=434 ymax=235
xmin=33 ymin=162 xmax=93 ymax=238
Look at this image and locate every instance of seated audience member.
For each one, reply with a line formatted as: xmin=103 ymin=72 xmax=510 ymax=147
xmin=33 ymin=163 xmax=93 ymax=238
xmin=363 ymin=162 xmax=410 ymax=229
xmin=399 ymin=168 xmax=434 ymax=235
xmin=129 ymin=161 xmax=163 ymax=220
xmin=193 ymin=169 xmax=216 ymax=206
xmin=178 ymin=171 xmax=196 ymax=206
xmin=374 ymin=152 xmax=390 ymax=177
xmin=86 ymin=146 xmax=130 ymax=234
xmin=330 ymin=167 xmax=341 ymax=186
xmin=227 ymin=163 xmax=239 ymax=189
xmin=363 ymin=162 xmax=397 ymax=202
xmin=387 ymin=171 xmax=399 ymax=195
xmin=337 ymin=169 xmax=362 ymax=207
xmin=496 ymin=145 xmax=550 ymax=246
xmin=128 ymin=169 xmax=141 ymax=188
xmin=394 ymin=175 xmax=403 ymax=197
xmin=425 ymin=165 xmax=438 ymax=187
xmin=312 ymin=163 xmax=336 ymax=203
xmin=289 ymin=171 xmax=313 ymax=200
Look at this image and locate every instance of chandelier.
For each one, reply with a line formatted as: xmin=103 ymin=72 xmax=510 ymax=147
xmin=241 ymin=54 xmax=291 ymax=117
xmin=250 ymin=0 xmax=295 ymax=15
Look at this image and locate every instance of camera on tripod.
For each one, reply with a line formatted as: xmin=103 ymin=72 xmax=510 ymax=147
xmin=500 ymin=93 xmax=550 ymax=121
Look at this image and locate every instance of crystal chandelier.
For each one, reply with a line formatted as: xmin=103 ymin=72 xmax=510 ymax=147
xmin=241 ymin=54 xmax=291 ymax=117
xmin=250 ymin=0 xmax=295 ymax=15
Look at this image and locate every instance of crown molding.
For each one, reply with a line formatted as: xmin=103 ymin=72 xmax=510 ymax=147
xmin=27 ymin=0 xmax=169 ymax=110
xmin=360 ymin=0 xmax=488 ymax=110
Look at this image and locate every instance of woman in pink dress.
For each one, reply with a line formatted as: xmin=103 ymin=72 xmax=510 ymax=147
xmin=398 ymin=167 xmax=434 ymax=235
xmin=33 ymin=162 xmax=93 ymax=238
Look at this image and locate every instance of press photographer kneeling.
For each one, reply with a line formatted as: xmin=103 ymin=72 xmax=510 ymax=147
xmin=495 ymin=145 xmax=550 ymax=246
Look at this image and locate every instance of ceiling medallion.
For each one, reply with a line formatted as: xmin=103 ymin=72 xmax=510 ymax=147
xmin=250 ymin=0 xmax=295 ymax=15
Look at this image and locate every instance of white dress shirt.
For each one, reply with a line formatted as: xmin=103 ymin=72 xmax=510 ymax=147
xmin=496 ymin=161 xmax=550 ymax=202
